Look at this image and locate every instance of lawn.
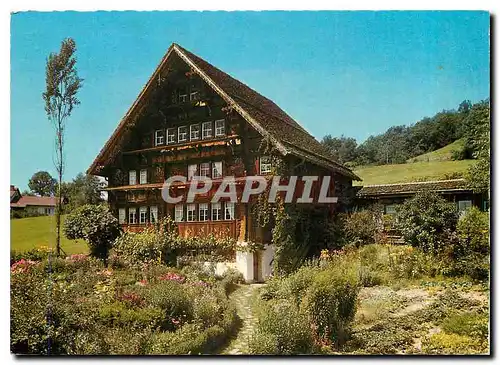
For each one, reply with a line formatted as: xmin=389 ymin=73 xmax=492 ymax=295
xmin=10 ymin=215 xmax=87 ymax=255
xmin=407 ymin=139 xmax=465 ymax=163
xmin=354 ymin=159 xmax=474 ymax=186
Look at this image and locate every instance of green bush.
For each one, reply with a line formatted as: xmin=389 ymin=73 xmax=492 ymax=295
xmin=250 ymin=299 xmax=316 ymax=354
xmin=358 ymin=265 xmax=383 ymax=287
xmin=339 ymin=210 xmax=378 ymax=247
xmin=64 ymin=204 xmax=121 ymax=262
xmin=396 ymin=191 xmax=459 ymax=254
xmin=442 ymin=312 xmax=489 ymax=340
xmin=302 ymin=269 xmax=359 ymax=347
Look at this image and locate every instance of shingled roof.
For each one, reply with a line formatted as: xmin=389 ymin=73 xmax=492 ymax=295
xmin=88 ymin=43 xmax=359 ymax=180
xmin=357 ymin=179 xmax=471 ymax=197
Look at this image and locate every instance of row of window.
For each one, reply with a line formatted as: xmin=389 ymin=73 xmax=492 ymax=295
xmin=154 ymin=120 xmax=226 ymax=146
xmin=384 ymin=200 xmax=473 ymax=215
xmin=119 ymin=206 xmax=159 ymax=225
xmin=175 ymin=202 xmax=235 ymax=222
xmin=126 ymin=157 xmax=272 ymax=186
xmin=118 ymin=203 xmax=235 ymax=224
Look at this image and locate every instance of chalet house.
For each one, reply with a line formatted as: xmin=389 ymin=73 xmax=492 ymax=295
xmin=355 ymin=179 xmax=487 ymax=215
xmin=10 ymin=185 xmax=56 ymax=216
xmin=88 ymin=43 xmax=359 ymax=281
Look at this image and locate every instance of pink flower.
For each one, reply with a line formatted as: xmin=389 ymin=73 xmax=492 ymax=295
xmin=11 ymin=259 xmax=37 ymax=274
xmin=158 ymin=272 xmax=185 ymax=283
xmin=136 ymin=279 xmax=148 ymax=287
xmin=66 ymin=254 xmax=88 ymax=263
xmin=171 ymin=318 xmax=180 ymax=325
xmin=192 ymin=280 xmax=209 ymax=287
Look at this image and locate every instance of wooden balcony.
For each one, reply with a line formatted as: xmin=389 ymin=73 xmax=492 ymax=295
xmin=177 ymin=221 xmax=238 ymax=239
xmin=121 ymin=220 xmax=239 ymax=240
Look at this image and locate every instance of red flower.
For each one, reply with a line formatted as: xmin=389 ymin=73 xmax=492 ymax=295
xmin=158 ymin=272 xmax=185 ymax=283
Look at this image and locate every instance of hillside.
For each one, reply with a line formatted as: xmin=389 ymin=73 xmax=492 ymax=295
xmin=407 ymin=139 xmax=465 ymax=163
xmin=10 ymin=215 xmax=87 ymax=254
xmin=354 ymin=140 xmax=474 ymax=186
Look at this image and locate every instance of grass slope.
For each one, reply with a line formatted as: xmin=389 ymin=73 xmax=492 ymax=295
xmin=407 ymin=139 xmax=465 ymax=163
xmin=10 ymin=215 xmax=87 ymax=254
xmin=354 ymin=159 xmax=474 ymax=186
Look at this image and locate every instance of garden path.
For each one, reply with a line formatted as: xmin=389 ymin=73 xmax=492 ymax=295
xmin=222 ymin=283 xmax=264 ymax=355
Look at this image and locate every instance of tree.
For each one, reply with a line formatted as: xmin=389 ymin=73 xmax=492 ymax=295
xmin=42 ymin=38 xmax=83 ymax=256
xmin=61 ymin=173 xmax=105 ymax=212
xmin=28 ymin=171 xmax=57 ymax=197
xmin=321 ymin=135 xmax=358 ymax=164
xmin=396 ymin=191 xmax=459 ymax=255
xmin=463 ymin=100 xmax=490 ymax=194
xmin=64 ymin=204 xmax=121 ymax=263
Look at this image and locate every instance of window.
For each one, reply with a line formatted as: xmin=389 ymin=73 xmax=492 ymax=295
xmin=179 ymin=90 xmax=188 ymax=103
xmin=139 ymin=206 xmax=147 ymax=224
xmin=150 ymin=206 xmax=158 ymax=224
xmin=118 ymin=208 xmax=126 ymax=224
xmin=212 ymin=202 xmax=222 ymax=221
xmin=225 ymin=202 xmax=235 ymax=220
xmin=129 ymin=170 xmax=137 ymax=185
xmin=155 ymin=130 xmax=164 ymax=146
xmin=259 ymin=156 xmax=272 ymax=175
xmin=140 ymin=169 xmax=147 ymax=184
xmin=187 ymin=204 xmax=196 ymax=222
xmin=200 ymin=162 xmax=210 ymax=178
xmin=212 ymin=161 xmax=223 ymax=179
xmin=190 ymin=124 xmax=200 ymax=141
xmin=190 ymin=91 xmax=199 ymax=101
xmin=458 ymin=200 xmax=472 ymax=213
xmin=175 ymin=204 xmax=184 ymax=222
xmin=202 ymin=121 xmax=212 ymax=139
xmin=167 ymin=128 xmax=176 ymax=144
xmin=178 ymin=126 xmax=188 ymax=142
xmin=215 ymin=119 xmax=225 ymax=136
xmin=129 ymin=208 xmax=137 ymax=224
xmin=199 ymin=203 xmax=209 ymax=222
xmin=385 ymin=204 xmax=397 ymax=215
xmin=188 ymin=164 xmax=198 ymax=180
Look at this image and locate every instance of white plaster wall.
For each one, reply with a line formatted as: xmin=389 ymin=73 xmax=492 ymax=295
xmin=200 ymin=261 xmax=237 ymax=276
xmin=262 ymin=244 xmax=275 ymax=279
xmin=236 ymin=250 xmax=254 ymax=282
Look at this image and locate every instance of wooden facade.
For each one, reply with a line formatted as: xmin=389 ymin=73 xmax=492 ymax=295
xmin=88 ymin=43 xmax=360 ymax=243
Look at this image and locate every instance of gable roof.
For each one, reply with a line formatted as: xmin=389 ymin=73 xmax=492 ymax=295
xmin=356 ymin=179 xmax=471 ymax=197
xmin=10 ymin=195 xmax=57 ymax=208
xmin=88 ymin=43 xmax=360 ymax=181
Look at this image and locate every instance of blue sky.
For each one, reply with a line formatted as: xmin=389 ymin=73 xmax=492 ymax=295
xmin=11 ymin=11 xmax=490 ymax=190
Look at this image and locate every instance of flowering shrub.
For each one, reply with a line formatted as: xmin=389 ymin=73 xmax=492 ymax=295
xmin=11 ymin=257 xmax=237 ymax=354
xmin=10 ymin=259 xmax=38 ymax=274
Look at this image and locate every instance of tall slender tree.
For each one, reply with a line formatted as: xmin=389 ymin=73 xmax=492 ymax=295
xmin=43 ymin=38 xmax=83 ymax=256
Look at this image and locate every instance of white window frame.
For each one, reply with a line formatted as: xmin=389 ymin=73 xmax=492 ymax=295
xmin=458 ymin=200 xmax=473 ymax=213
xmin=190 ymin=124 xmax=200 ymax=141
xmin=199 ymin=203 xmax=209 ymax=222
xmin=259 ymin=156 xmax=272 ymax=175
xmin=118 ymin=208 xmax=126 ymax=224
xmin=150 ymin=206 xmax=158 ymax=224
xmin=212 ymin=161 xmax=223 ymax=179
xmin=139 ymin=206 xmax=148 ymax=224
xmin=215 ymin=119 xmax=225 ymax=137
xmin=187 ymin=204 xmax=196 ymax=222
xmin=139 ymin=169 xmax=147 ymax=184
xmin=189 ymin=91 xmax=199 ymax=101
xmin=129 ymin=170 xmax=137 ymax=185
xmin=212 ymin=202 xmax=222 ymax=221
xmin=202 ymin=121 xmax=213 ymax=139
xmin=155 ymin=130 xmax=164 ymax=146
xmin=200 ymin=162 xmax=210 ymax=178
xmin=188 ymin=164 xmax=198 ymax=180
xmin=385 ymin=204 xmax=397 ymax=215
xmin=129 ymin=208 xmax=137 ymax=224
xmin=178 ymin=126 xmax=188 ymax=142
xmin=167 ymin=128 xmax=176 ymax=144
xmin=225 ymin=202 xmax=235 ymax=220
xmin=179 ymin=92 xmax=188 ymax=103
xmin=175 ymin=204 xmax=184 ymax=222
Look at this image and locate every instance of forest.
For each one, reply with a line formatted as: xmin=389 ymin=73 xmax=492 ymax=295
xmin=321 ymin=99 xmax=490 ymax=167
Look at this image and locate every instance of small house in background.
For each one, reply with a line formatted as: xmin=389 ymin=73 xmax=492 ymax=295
xmin=10 ymin=185 xmax=56 ymax=216
xmin=355 ymin=179 xmax=487 ymax=214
